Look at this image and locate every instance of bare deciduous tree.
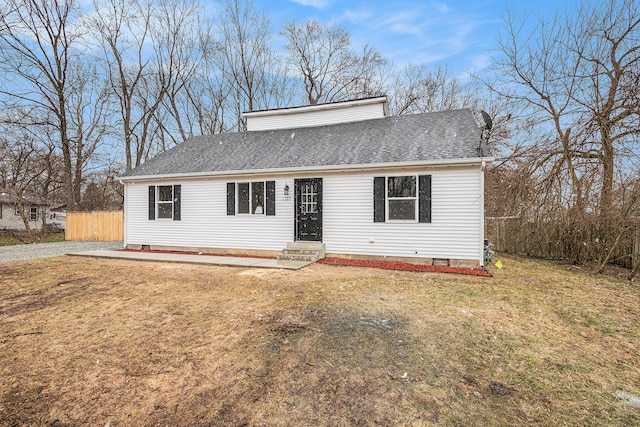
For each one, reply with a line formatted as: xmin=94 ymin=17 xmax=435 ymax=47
xmin=0 ymin=136 xmax=44 ymax=235
xmin=486 ymin=0 xmax=640 ymax=216
xmin=482 ymin=0 xmax=640 ymax=269
xmin=389 ymin=64 xmax=479 ymax=115
xmin=0 ymin=0 xmax=109 ymax=208
xmin=153 ymin=0 xmax=205 ymax=143
xmin=213 ymin=0 xmax=293 ymax=130
xmin=179 ymin=58 xmax=234 ymax=135
xmin=0 ymin=109 xmax=64 ymax=236
xmin=92 ymin=0 xmax=196 ymax=170
xmin=282 ymin=19 xmax=388 ymax=105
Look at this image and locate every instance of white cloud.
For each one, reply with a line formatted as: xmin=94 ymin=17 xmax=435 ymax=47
xmin=340 ymin=2 xmax=498 ymax=70
xmin=469 ymin=53 xmax=492 ymax=72
xmin=290 ymin=0 xmax=331 ymax=9
xmin=432 ymin=1 xmax=451 ymax=14
xmin=342 ymin=9 xmax=374 ymax=25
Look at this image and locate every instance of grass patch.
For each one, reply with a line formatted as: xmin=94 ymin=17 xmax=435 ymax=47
xmin=0 ymin=231 xmax=65 ymax=246
xmin=0 ymin=255 xmax=638 ymax=425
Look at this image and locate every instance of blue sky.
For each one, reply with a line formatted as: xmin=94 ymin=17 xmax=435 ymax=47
xmin=254 ymin=0 xmax=574 ymax=75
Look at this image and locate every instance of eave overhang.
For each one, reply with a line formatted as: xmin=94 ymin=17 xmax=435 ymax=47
xmin=118 ymin=156 xmax=495 ymax=183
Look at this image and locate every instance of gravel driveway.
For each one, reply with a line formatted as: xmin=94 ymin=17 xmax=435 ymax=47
xmin=0 ymin=241 xmax=123 ymax=264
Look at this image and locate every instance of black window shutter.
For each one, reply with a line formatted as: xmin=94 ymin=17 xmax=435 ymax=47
xmin=173 ymin=184 xmax=181 ymax=221
xmin=373 ymin=177 xmax=385 ymax=222
xmin=148 ymin=186 xmax=155 ymax=220
xmin=266 ymin=181 xmax=276 ymax=216
xmin=226 ymin=182 xmax=235 ymax=215
xmin=419 ymin=175 xmax=432 ymax=223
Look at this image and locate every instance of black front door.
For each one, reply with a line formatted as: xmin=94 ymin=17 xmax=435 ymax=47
xmin=295 ymin=178 xmax=323 ymax=241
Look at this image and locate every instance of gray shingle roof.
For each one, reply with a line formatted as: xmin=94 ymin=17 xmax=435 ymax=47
xmin=122 ymin=109 xmax=492 ymax=179
xmin=0 ymin=188 xmax=49 ymax=206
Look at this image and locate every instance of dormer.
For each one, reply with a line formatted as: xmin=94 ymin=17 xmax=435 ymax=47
xmin=244 ymin=96 xmax=388 ymax=131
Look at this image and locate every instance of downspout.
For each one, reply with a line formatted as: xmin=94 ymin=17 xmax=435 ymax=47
xmin=123 ymin=184 xmax=128 ymax=248
xmin=479 ymin=160 xmax=486 ymax=268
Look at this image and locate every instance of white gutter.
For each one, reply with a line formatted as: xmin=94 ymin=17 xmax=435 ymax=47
xmin=118 ymin=156 xmax=496 ymax=183
xmin=122 ymin=184 xmax=128 ymax=247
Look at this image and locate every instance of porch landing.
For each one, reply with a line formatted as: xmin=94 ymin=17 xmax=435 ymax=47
xmin=67 ymin=250 xmax=312 ymax=270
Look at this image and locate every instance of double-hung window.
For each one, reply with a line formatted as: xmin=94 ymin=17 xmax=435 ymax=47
xmin=374 ymin=175 xmax=431 ymax=223
xmin=387 ymin=176 xmax=417 ymax=220
xmin=237 ymin=182 xmax=265 ymax=214
xmin=157 ymin=185 xmax=174 ymax=219
xmin=15 ymin=205 xmax=39 ymax=220
xmin=148 ymin=185 xmax=181 ymax=221
xmin=227 ymin=181 xmax=275 ymax=216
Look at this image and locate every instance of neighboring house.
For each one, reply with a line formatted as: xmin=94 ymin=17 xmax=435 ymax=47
xmin=119 ymin=96 xmax=494 ymax=267
xmin=0 ymin=189 xmax=50 ymax=231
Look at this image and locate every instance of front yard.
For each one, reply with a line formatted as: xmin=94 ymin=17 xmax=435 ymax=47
xmin=0 ymin=255 xmax=638 ymax=425
xmin=0 ymin=231 xmax=65 ymax=246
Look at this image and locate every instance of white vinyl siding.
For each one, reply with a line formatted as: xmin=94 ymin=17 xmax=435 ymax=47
xmin=125 ymin=179 xmax=294 ymax=251
xmin=245 ymin=99 xmax=386 ymax=131
xmin=124 ymin=166 xmax=483 ymax=262
xmin=323 ymin=168 xmax=482 ymax=261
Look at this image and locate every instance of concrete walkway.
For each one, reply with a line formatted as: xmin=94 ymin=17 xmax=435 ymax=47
xmin=67 ymin=249 xmax=312 ymax=270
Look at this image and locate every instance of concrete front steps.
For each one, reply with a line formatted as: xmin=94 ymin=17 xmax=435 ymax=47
xmin=277 ymin=241 xmax=326 ymax=263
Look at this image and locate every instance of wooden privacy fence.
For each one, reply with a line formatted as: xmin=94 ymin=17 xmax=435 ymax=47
xmin=65 ymin=210 xmax=124 ymax=241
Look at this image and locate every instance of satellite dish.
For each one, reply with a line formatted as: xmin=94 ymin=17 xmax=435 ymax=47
xmin=480 ymin=110 xmax=492 ymax=130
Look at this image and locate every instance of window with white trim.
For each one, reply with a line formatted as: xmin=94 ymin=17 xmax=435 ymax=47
xmin=387 ymin=176 xmax=417 ymax=220
xmin=237 ymin=182 xmax=265 ymax=214
xmin=14 ymin=205 xmax=38 ymax=220
xmin=157 ymin=185 xmax=174 ymax=219
xmin=373 ymin=175 xmax=431 ymax=223
xmin=227 ymin=181 xmax=275 ymax=216
xmin=148 ymin=184 xmax=181 ymax=221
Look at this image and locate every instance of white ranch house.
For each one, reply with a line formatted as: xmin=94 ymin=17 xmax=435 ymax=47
xmin=0 ymin=189 xmax=51 ymax=231
xmin=119 ymin=97 xmax=494 ymax=268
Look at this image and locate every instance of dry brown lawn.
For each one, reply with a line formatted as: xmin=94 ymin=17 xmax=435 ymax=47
xmin=0 ymin=255 xmax=639 ymax=426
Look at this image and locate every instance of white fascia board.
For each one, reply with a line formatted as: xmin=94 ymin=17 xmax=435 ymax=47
xmin=117 ymin=156 xmax=495 ymax=183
